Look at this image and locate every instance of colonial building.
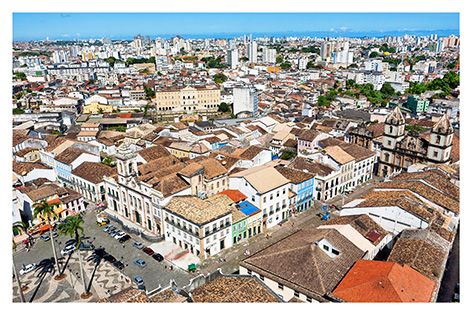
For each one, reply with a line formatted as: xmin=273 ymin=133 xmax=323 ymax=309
xmin=154 ymin=85 xmax=220 ymax=113
xmin=378 ymin=107 xmax=454 ymax=177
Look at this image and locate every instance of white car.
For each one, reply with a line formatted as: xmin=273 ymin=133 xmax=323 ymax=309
xmin=61 ymin=244 xmax=76 ymax=256
xmin=19 ymin=263 xmax=37 ymax=275
xmin=114 ymin=231 xmax=126 ymax=240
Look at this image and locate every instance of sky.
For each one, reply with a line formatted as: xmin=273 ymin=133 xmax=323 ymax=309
xmin=12 ymin=12 xmax=460 ymax=41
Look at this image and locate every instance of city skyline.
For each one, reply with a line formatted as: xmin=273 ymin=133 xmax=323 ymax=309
xmin=13 ymin=12 xmax=460 ymax=41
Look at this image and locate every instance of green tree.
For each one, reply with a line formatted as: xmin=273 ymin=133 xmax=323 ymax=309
xmin=57 ymin=215 xmax=91 ymax=298
xmin=12 ymin=221 xmax=28 ymax=302
xmin=276 ymin=55 xmax=284 ymax=64
xmin=13 ymin=108 xmax=25 ymax=114
xmin=369 ymin=51 xmax=379 ymax=58
xmin=380 ymin=82 xmax=396 ymax=97
xmin=280 ymin=61 xmax=291 ymax=70
xmin=280 ymin=150 xmax=297 ymax=160
xmin=144 ymin=87 xmax=155 ymax=99
xmin=317 ymin=95 xmax=330 ymax=107
xmin=32 ymin=199 xmax=64 ymax=280
xmin=218 ymin=102 xmax=231 ymax=112
xmin=213 ymin=73 xmax=228 ymax=84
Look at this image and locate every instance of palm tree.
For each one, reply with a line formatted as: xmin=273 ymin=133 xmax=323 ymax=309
xmin=32 ymin=199 xmax=65 ymax=280
xmin=57 ymin=215 xmax=92 ymax=299
xmin=12 ymin=221 xmax=27 ymax=302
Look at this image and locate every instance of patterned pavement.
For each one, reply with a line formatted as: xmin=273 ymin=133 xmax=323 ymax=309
xmin=13 ymin=246 xmax=130 ymax=302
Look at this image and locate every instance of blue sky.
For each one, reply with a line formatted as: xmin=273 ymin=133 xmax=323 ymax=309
xmin=12 ymin=12 xmax=460 ymax=41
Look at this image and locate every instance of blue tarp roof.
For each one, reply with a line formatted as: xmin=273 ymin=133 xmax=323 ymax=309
xmin=238 ymin=201 xmax=261 ymax=216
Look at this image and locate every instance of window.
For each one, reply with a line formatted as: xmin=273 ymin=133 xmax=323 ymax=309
xmin=294 ymin=291 xmax=300 ymax=298
xmin=433 ymin=151 xmax=438 ymax=158
xmin=259 ymin=275 xmax=264 ymax=281
xmin=306 ymin=296 xmax=312 ymax=303
xmin=323 ymin=245 xmax=329 ymax=251
xmin=278 ymin=283 xmax=284 ymax=290
xmin=252 ymin=195 xmax=255 ymax=202
xmin=332 ymin=248 xmax=340 ymax=255
xmin=247 ymin=269 xmax=252 ymax=275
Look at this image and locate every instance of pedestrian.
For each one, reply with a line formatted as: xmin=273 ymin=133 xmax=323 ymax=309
xmin=122 ymin=244 xmax=125 ymax=248
xmin=223 ymin=257 xmax=226 ymax=262
xmin=164 ymin=265 xmax=167 ymax=269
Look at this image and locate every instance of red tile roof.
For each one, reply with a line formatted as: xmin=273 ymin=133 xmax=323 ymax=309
xmin=219 ymin=189 xmax=247 ymax=203
xmin=333 ymin=260 xmax=436 ymax=302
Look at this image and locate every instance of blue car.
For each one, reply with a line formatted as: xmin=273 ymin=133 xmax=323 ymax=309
xmin=133 ymin=276 xmax=144 ymax=286
xmin=134 ymin=259 xmax=146 ymax=268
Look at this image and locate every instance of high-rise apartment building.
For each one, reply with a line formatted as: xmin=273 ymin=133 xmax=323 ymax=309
xmin=262 ymin=47 xmax=276 ymax=64
xmin=248 ymin=41 xmax=258 ymax=64
xmin=226 ymin=49 xmax=239 ymax=69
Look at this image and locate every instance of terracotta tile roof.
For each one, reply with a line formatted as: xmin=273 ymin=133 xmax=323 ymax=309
xmin=137 ymin=155 xmax=180 ymax=176
xmin=164 ymin=194 xmax=235 ymax=225
xmin=376 ymin=180 xmax=459 ymax=215
xmin=194 ymin=158 xmax=228 ymax=179
xmin=333 ymin=260 xmax=436 ymax=302
xmin=25 ymin=185 xmax=57 ymax=202
xmin=389 ymin=169 xmax=459 ymax=201
xmin=275 ymin=165 xmax=314 ymax=184
xmin=338 ymin=143 xmax=376 ymax=162
xmin=71 ymin=162 xmax=117 ymax=184
xmin=356 ymin=190 xmax=436 ymax=223
xmin=298 ymin=129 xmax=320 ymax=142
xmin=231 ymin=166 xmax=290 ymax=194
xmin=13 ymin=162 xmax=50 ymax=175
xmin=323 ymin=146 xmax=355 ymax=165
xmin=219 ymin=189 xmax=247 ymax=203
xmin=387 ymin=236 xmax=447 ymax=281
xmin=54 ymin=147 xmax=90 ymax=165
xmin=240 ymin=228 xmax=365 ymax=298
xmin=15 ymin=147 xmax=40 ymax=157
xmin=322 ymin=214 xmax=390 ymax=246
xmin=136 ymin=144 xmax=171 ymax=163
xmin=289 ymin=156 xmax=337 ymax=177
xmin=152 ymin=173 xmax=191 ymax=197
xmin=138 ymin=162 xmax=186 ymax=185
xmin=148 ymin=287 xmax=187 ymax=303
xmin=95 ymin=137 xmax=115 ymax=146
xmin=177 ymin=162 xmax=204 ymax=178
xmin=190 ymin=275 xmax=281 ymax=303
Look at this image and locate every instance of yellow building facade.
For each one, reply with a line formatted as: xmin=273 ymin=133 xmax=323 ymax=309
xmin=83 ymin=102 xmax=115 ymax=114
xmin=154 ymin=86 xmax=220 ymax=112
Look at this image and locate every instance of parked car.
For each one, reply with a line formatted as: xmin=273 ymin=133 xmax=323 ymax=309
xmin=61 ymin=244 xmax=75 ymax=256
xmin=114 ymin=231 xmax=126 ymax=240
xmin=133 ymin=241 xmax=144 ymax=249
xmin=39 ymin=234 xmax=50 ymax=242
xmin=94 ymin=248 xmax=107 ymax=258
xmin=103 ymin=254 xmax=116 ymax=263
xmin=19 ymin=263 xmax=37 ymax=275
xmin=118 ymin=235 xmax=131 ymax=243
xmin=151 ymin=253 xmax=164 ymax=262
xmin=133 ymin=275 xmax=144 ymax=286
xmin=51 ymin=231 xmax=58 ymax=238
xmin=142 ymin=247 xmax=154 ymax=255
xmin=109 ymin=229 xmax=121 ymax=237
xmin=103 ymin=224 xmax=114 ymax=232
xmin=134 ymin=259 xmax=146 ymax=268
xmin=79 ymin=243 xmax=95 ymax=251
xmin=113 ymin=260 xmax=125 ymax=270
